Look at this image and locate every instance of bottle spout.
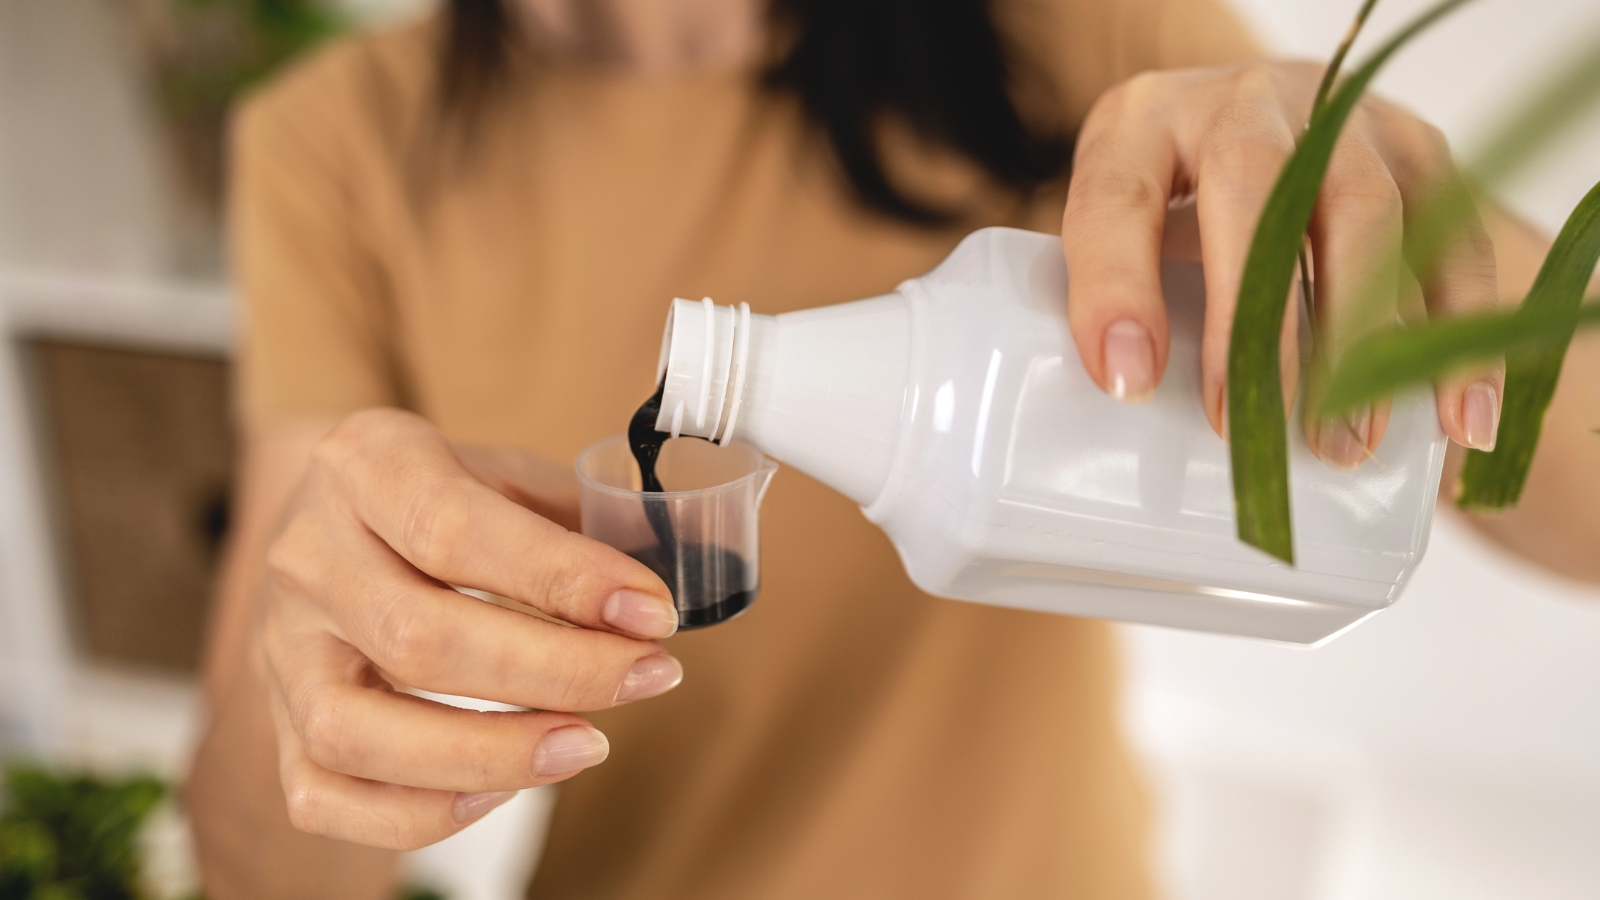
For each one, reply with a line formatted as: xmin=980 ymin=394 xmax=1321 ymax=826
xmin=657 ymin=297 xmax=768 ymax=445
xmin=655 ymin=291 xmax=912 ymax=508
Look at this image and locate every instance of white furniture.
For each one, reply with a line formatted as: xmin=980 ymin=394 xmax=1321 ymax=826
xmin=0 ymin=270 xmax=227 ymax=897
xmin=0 ymin=269 xmax=551 ymax=898
xmin=0 ymin=2 xmax=543 ymax=897
xmin=0 ymin=0 xmax=226 ymax=764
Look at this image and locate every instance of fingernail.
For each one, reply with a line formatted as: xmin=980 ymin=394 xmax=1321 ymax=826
xmin=1103 ymin=320 xmax=1156 ymax=403
xmin=453 ymin=790 xmax=516 ymax=824
xmin=614 ymin=653 xmax=684 ymax=703
xmin=532 ymin=725 xmax=610 ymax=777
xmin=1462 ymin=381 xmax=1500 ymax=452
xmin=603 ymin=589 xmax=678 ymax=639
xmin=1316 ymin=408 xmax=1372 ymax=471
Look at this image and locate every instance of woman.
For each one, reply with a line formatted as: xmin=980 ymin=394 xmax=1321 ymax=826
xmin=187 ymin=0 xmax=1600 ymax=897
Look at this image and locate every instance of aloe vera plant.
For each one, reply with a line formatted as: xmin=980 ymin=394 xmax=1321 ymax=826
xmin=1228 ymin=0 xmax=1600 ymax=561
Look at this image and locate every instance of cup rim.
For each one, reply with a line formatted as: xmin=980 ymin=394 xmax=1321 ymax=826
xmin=575 ymin=434 xmax=777 ymax=499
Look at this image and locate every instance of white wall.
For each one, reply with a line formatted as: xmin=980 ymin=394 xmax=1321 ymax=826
xmin=0 ymin=0 xmax=181 ymax=280
xmin=332 ymin=0 xmax=435 ymax=26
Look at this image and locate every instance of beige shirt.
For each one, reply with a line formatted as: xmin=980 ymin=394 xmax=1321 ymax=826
xmin=232 ymin=3 xmax=1256 ymax=897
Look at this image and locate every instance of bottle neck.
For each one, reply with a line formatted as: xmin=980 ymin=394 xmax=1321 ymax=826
xmin=656 ymin=294 xmax=911 ymax=505
xmin=655 ymin=297 xmax=756 ymax=444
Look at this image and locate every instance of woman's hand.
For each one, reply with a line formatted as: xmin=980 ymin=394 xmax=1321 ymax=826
xmin=255 ymin=408 xmax=681 ymax=850
xmin=1061 ymin=60 xmax=1503 ymax=467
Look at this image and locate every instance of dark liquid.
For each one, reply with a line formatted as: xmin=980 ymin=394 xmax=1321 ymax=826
xmin=627 ymin=382 xmax=757 ymax=630
xmin=628 ymin=381 xmax=670 ymax=494
xmin=627 ymin=543 xmax=757 ymax=630
xmin=628 ymin=382 xmax=676 ymax=554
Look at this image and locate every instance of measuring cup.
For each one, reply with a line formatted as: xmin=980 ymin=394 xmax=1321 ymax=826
xmin=576 ymin=435 xmax=776 ymax=630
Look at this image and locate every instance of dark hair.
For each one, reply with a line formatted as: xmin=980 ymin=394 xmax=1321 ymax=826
xmin=441 ymin=0 xmax=1071 ymax=225
xmin=440 ymin=0 xmax=512 ymax=129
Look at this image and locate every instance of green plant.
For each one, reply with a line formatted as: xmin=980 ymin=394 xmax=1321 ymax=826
xmin=154 ymin=0 xmax=345 ymax=121
xmin=0 ymin=764 xmax=165 ymax=900
xmin=1228 ymin=0 xmax=1600 ymax=561
xmin=134 ymin=0 xmax=348 ymax=208
xmin=0 ymin=762 xmax=452 ymax=900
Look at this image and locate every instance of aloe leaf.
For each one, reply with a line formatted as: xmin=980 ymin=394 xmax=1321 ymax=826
xmin=1311 ymin=0 xmax=1382 ymax=117
xmin=1228 ymin=0 xmax=1478 ymax=563
xmin=1299 ymin=0 xmax=1383 ymax=337
xmin=1456 ymin=178 xmax=1600 ymax=509
xmin=1317 ymin=302 xmax=1600 ymax=415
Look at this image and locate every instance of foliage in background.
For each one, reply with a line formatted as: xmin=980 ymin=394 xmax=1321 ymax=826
xmin=130 ymin=0 xmax=348 ymax=210
xmin=0 ymin=762 xmax=453 ymax=900
xmin=0 ymin=764 xmax=164 ymax=900
xmin=1228 ymin=0 xmax=1600 ymax=562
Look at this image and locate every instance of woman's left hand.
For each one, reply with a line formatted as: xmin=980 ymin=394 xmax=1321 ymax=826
xmin=1060 ymin=60 xmax=1504 ymax=468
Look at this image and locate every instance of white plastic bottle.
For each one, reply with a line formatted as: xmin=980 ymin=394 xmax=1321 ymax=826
xmin=653 ymin=227 xmax=1447 ymax=643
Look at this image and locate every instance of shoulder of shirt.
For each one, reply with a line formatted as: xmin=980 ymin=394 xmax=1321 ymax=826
xmin=231 ymin=9 xmax=443 ymax=165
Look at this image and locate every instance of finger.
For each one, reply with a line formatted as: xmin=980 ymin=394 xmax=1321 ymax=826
xmin=1371 ymin=107 xmax=1504 ymax=450
xmin=1304 ymin=119 xmax=1403 ymax=469
xmin=1188 ymin=72 xmax=1303 ymax=436
xmin=267 ymin=683 xmax=519 ymax=850
xmin=1061 ymin=72 xmax=1179 ymax=403
xmin=270 ymin=629 xmax=610 ymax=791
xmin=265 ymin=522 xmax=684 ymax=711
xmin=314 ymin=410 xmax=676 ymax=639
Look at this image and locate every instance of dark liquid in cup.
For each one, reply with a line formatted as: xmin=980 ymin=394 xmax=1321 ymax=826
xmin=627 ymin=382 xmax=757 ymax=630
xmin=627 ymin=543 xmax=757 ymax=629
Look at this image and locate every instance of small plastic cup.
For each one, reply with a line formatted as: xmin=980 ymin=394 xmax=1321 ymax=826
xmin=576 ymin=435 xmax=777 ymax=630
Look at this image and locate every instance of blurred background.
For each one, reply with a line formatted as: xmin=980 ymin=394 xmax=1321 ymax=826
xmin=0 ymin=0 xmax=1594 ymax=898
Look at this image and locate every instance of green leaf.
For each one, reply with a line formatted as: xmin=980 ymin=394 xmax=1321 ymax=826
xmin=1228 ymin=0 xmax=1478 ymax=563
xmin=1317 ymin=302 xmax=1600 ymax=415
xmin=1310 ymin=0 xmax=1382 ymax=117
xmin=2 ymin=764 xmax=166 ymax=900
xmin=1458 ymin=178 xmax=1600 ymax=509
xmin=1298 ymin=0 xmax=1383 ymax=339
xmin=0 ymin=820 xmax=57 ymax=885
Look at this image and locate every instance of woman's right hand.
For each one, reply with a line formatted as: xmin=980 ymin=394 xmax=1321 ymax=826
xmin=257 ymin=408 xmax=682 ymax=849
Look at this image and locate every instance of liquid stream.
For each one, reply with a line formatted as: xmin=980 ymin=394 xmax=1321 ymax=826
xmin=627 ymin=382 xmax=755 ymax=629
